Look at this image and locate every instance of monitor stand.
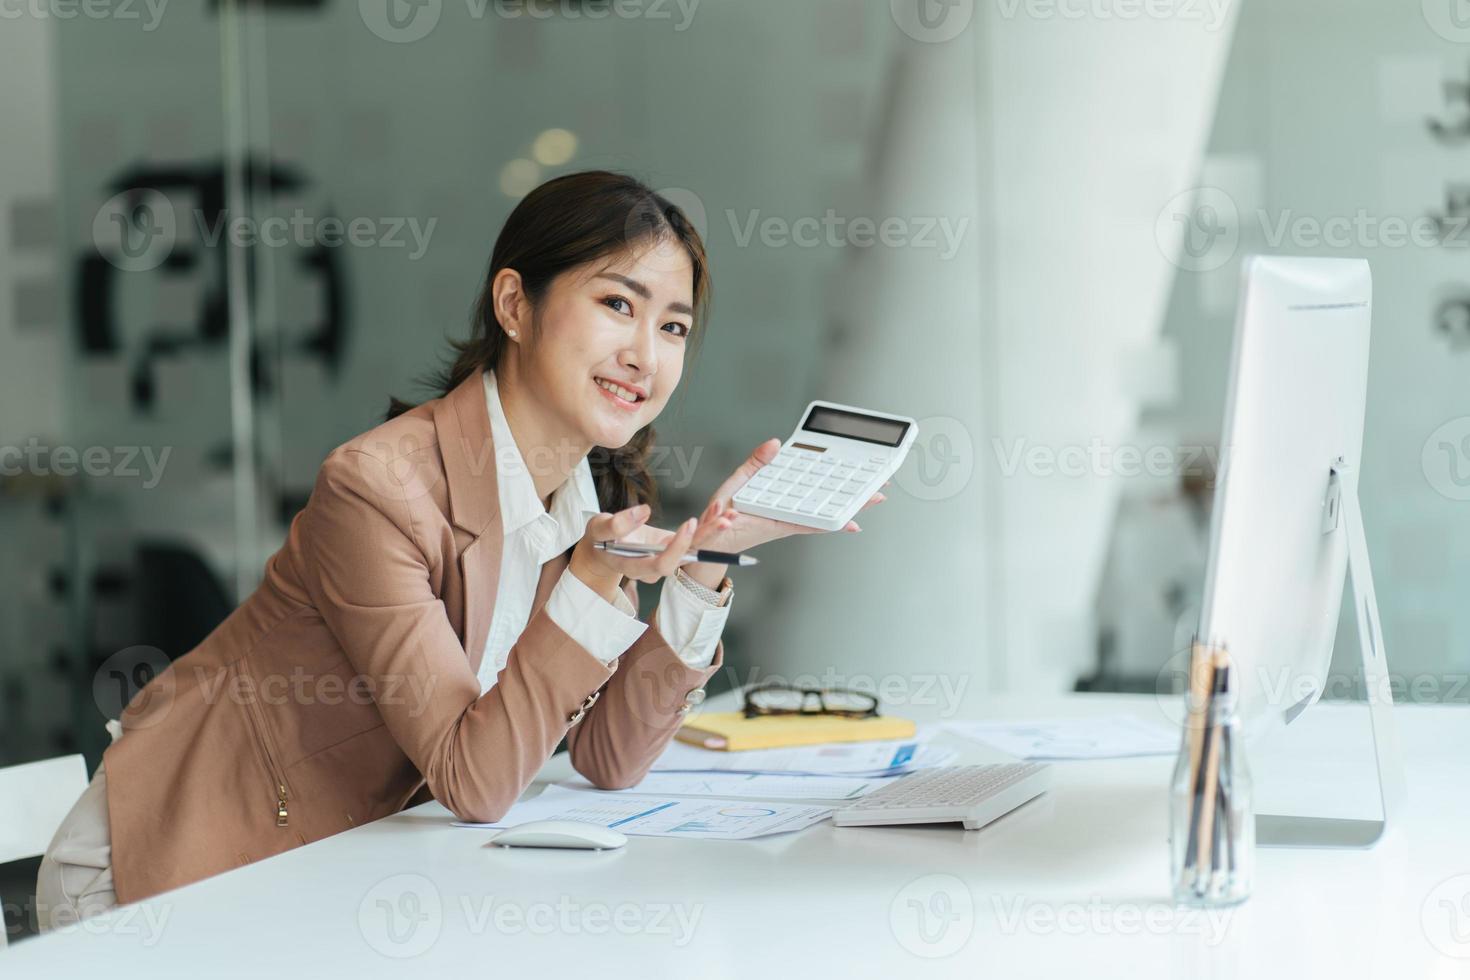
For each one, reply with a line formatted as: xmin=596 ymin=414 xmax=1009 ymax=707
xmin=1255 ymin=461 xmax=1407 ymax=849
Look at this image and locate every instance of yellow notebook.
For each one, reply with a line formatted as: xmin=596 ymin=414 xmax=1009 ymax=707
xmin=675 ymin=712 xmax=916 ymax=751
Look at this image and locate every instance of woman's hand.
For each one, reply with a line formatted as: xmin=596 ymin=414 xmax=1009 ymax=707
xmin=695 ymin=439 xmax=888 ymax=555
xmin=568 ymin=499 xmax=736 ymax=603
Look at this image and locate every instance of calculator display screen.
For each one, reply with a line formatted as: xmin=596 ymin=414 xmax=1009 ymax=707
xmin=801 ymin=406 xmax=909 ymax=447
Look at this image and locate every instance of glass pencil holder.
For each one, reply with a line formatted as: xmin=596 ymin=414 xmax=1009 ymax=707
xmin=1169 ymin=645 xmax=1253 ymax=907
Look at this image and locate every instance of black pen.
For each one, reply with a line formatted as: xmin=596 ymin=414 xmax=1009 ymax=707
xmin=593 ymin=541 xmax=759 ymax=567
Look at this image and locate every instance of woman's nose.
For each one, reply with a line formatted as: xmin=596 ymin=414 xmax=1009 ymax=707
xmin=620 ymin=322 xmax=658 ymax=372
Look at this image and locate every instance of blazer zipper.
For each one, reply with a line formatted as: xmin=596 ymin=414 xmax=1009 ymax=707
xmin=237 ymin=665 xmax=291 ymax=827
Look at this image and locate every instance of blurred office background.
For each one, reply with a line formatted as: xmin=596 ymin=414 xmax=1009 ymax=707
xmin=1 ymin=0 xmax=1466 ymax=789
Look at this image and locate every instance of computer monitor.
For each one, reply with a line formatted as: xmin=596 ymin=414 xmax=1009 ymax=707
xmin=1196 ymin=255 xmax=1402 ymax=848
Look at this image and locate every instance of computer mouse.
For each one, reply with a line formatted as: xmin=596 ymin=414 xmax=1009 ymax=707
xmin=489 ymin=820 xmax=628 ymax=850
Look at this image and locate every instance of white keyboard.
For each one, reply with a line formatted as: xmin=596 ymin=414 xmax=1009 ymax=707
xmin=732 ymin=401 xmax=917 ymax=532
xmin=832 ymin=764 xmax=1052 ymax=830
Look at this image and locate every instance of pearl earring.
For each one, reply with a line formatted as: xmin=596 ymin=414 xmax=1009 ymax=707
xmin=507 ymin=330 xmax=518 ymax=338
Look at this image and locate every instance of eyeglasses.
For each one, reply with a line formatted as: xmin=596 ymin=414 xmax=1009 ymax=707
xmin=742 ymin=683 xmax=880 ymax=719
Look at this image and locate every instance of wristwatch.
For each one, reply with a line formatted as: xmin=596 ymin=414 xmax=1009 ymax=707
xmin=674 ymin=567 xmax=732 ymax=607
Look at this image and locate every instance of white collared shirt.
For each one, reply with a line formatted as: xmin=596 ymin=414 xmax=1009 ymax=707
xmin=477 ymin=371 xmax=731 ymax=693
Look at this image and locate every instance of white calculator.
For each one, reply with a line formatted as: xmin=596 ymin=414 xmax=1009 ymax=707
xmin=732 ymin=401 xmax=917 ymax=531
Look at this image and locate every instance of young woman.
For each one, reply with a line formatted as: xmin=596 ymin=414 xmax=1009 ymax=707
xmin=37 ymin=170 xmax=883 ymax=925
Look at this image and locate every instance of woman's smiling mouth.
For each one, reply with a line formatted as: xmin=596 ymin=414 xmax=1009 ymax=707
xmin=594 ymin=376 xmax=646 ymax=410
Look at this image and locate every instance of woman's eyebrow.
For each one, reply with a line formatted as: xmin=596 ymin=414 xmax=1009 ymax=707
xmin=594 ymin=273 xmax=694 ymax=316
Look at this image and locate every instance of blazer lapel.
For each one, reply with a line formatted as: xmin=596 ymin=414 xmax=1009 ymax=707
xmin=432 ymin=372 xmax=503 ymax=675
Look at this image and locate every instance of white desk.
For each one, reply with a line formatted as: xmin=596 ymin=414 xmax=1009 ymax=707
xmin=5 ymin=694 xmax=1468 ymax=978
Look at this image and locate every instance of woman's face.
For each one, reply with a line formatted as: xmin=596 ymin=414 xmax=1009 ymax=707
xmin=519 ymin=236 xmax=696 ymax=450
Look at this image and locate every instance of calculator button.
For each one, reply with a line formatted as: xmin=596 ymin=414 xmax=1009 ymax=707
xmin=780 ymin=495 xmax=804 ymax=510
xmin=788 ymin=459 xmax=812 ymax=473
xmin=869 ymin=455 xmax=886 ymax=463
xmin=748 ymin=477 xmax=772 ymax=491
xmin=860 ymin=461 xmax=881 ymax=472
xmin=830 ymin=492 xmax=854 ymax=506
xmin=758 ymin=492 xmax=782 ymax=505
xmin=798 ymin=474 xmax=819 ymax=487
xmin=794 ymin=449 xmax=817 ymax=460
xmin=811 ymin=462 xmax=835 ymax=475
xmin=820 ymin=478 xmax=842 ymax=491
xmin=843 ymin=479 xmax=869 ymax=494
xmin=797 ymin=499 xmax=822 ymax=514
xmin=834 ymin=466 xmax=857 ymax=480
xmin=819 ymin=504 xmax=842 ymax=518
xmin=734 ymin=488 xmax=760 ymax=504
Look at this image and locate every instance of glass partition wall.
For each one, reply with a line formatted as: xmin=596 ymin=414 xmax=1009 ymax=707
xmin=3 ymin=0 xmax=1466 ymax=855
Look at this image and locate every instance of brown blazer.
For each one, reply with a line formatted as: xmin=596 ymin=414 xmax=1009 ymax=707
xmin=104 ymin=372 xmax=722 ymax=903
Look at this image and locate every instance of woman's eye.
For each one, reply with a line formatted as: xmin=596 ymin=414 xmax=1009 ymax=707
xmin=662 ymin=322 xmax=691 ymax=338
xmin=602 ymin=296 xmax=632 ymax=315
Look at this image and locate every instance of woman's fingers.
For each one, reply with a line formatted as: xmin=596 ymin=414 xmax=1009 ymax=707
xmin=691 ymin=498 xmax=735 ymax=547
xmin=588 ymin=503 xmax=650 ymax=542
xmin=632 ymin=516 xmax=695 ymax=582
xmin=860 ymin=492 xmax=887 ymax=511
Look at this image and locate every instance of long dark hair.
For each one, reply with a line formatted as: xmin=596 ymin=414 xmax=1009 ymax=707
xmin=388 ymin=170 xmax=712 ymax=515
